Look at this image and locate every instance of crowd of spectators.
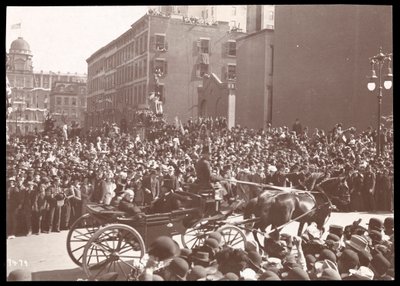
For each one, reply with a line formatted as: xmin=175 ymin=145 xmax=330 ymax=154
xmin=6 ymin=116 xmax=393 ymax=240
xmin=117 ymin=215 xmax=394 ymax=281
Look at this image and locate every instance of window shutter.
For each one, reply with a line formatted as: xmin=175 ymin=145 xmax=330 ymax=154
xmin=196 ymin=64 xmax=201 ymax=78
xmin=165 ymin=42 xmax=168 ymax=51
xmin=164 ymin=61 xmax=168 ymax=75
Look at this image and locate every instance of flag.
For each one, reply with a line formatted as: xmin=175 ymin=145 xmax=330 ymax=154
xmin=11 ymin=23 xmax=21 ymax=29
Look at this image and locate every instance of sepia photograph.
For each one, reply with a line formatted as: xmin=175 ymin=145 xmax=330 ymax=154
xmin=6 ymin=5 xmax=393 ymax=281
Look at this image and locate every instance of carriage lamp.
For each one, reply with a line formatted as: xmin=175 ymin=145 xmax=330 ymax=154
xmin=366 ymin=47 xmax=393 ymax=158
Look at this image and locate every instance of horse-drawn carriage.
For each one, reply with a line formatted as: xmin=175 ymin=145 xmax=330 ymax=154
xmin=66 ymin=176 xmax=348 ymax=280
xmin=66 ymin=190 xmax=247 ymax=280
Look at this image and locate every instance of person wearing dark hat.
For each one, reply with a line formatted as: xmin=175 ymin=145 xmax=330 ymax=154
xmin=194 ymin=144 xmax=224 ymax=190
xmin=319 ymin=249 xmax=337 ymax=264
xmin=258 ymin=270 xmax=281 ymax=280
xmin=337 ymin=249 xmax=360 ymax=279
xmin=7 ymin=177 xmax=24 ymax=239
xmin=22 ymin=180 xmax=37 ymax=236
xmin=220 ymin=272 xmax=240 ymax=281
xmin=383 ymin=217 xmax=394 ymax=237
xmin=362 ymin=164 xmax=376 ymax=212
xmin=329 ymin=224 xmax=344 ymax=239
xmin=190 ymin=251 xmax=213 ymax=268
xmin=160 ymin=257 xmax=189 ymax=281
xmin=246 ymin=250 xmax=263 ymax=274
xmin=367 ymin=217 xmax=384 ymax=233
xmin=282 ymin=266 xmax=310 ymax=280
xmin=369 ymin=252 xmax=392 ymax=280
xmin=186 ymin=265 xmax=207 ymax=281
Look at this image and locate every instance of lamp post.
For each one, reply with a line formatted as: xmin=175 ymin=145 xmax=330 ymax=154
xmin=367 ymin=47 xmax=393 ymax=158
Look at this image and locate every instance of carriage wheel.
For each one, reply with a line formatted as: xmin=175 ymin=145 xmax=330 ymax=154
xmin=181 ymin=220 xmax=213 ymax=249
xmin=82 ymin=224 xmax=145 ymax=281
xmin=66 ymin=213 xmax=104 ymax=267
xmin=217 ymin=225 xmax=247 ymax=249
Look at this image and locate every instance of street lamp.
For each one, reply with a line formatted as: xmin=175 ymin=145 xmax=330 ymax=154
xmin=367 ymin=47 xmax=393 ymax=157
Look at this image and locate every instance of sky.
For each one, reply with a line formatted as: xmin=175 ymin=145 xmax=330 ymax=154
xmin=6 ymin=6 xmax=149 ymax=74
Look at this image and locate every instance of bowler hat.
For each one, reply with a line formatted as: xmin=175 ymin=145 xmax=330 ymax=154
xmin=247 ymin=250 xmax=262 ymax=270
xmin=258 ymin=270 xmax=281 ymax=280
xmin=319 ymin=249 xmax=337 ymax=263
xmin=326 ymin=233 xmax=340 ymax=242
xmin=204 ymin=238 xmax=220 ymax=249
xmin=383 ymin=217 xmax=394 ymax=230
xmin=187 ymin=265 xmax=207 ymax=281
xmin=168 ymin=257 xmax=189 ymax=279
xmin=220 ymin=272 xmax=239 ymax=281
xmin=338 ymin=249 xmax=359 ymax=269
xmin=367 ymin=218 xmax=383 ymax=231
xmin=370 ymin=253 xmax=391 ymax=276
xmin=283 ymin=267 xmax=310 ymax=280
xmin=208 ymin=231 xmax=222 ymax=244
xmin=148 ymin=236 xmax=180 ymax=261
xmin=369 ymin=230 xmax=383 ymax=243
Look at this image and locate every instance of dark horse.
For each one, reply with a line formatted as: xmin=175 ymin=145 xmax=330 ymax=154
xmin=243 ymin=177 xmax=350 ymax=248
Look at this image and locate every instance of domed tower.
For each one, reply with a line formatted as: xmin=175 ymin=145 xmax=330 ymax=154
xmin=8 ymin=37 xmax=33 ymax=72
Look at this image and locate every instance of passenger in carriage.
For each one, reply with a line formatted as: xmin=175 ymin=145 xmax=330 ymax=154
xmin=117 ymin=189 xmax=144 ymax=219
xmin=194 ymin=145 xmax=224 ymax=190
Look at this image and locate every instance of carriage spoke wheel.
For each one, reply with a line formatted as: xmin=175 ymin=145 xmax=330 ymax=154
xmin=82 ymin=224 xmax=145 ymax=281
xmin=66 ymin=213 xmax=104 ymax=266
xmin=217 ymin=225 xmax=247 ymax=249
xmin=181 ymin=220 xmax=213 ymax=249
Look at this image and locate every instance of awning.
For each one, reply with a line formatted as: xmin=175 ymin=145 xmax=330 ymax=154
xmin=200 ymin=53 xmax=209 ymax=64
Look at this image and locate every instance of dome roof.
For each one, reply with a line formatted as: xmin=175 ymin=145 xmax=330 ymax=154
xmin=10 ymin=37 xmax=31 ymax=52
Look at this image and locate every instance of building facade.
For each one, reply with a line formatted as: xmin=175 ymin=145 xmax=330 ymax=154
xmin=246 ymin=5 xmax=275 ymax=33
xmin=6 ymin=37 xmax=87 ymax=135
xmin=49 ymin=81 xmax=87 ymax=127
xmin=235 ymin=29 xmax=274 ymax=129
xmin=86 ymin=12 xmax=245 ymax=128
xmin=272 ymin=5 xmax=393 ymax=131
xmin=198 ymin=73 xmax=236 ymax=129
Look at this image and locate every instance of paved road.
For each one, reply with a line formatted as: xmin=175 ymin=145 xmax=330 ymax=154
xmin=6 ymin=211 xmax=393 ymax=281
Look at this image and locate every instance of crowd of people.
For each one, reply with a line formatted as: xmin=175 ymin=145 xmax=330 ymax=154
xmin=127 ymin=214 xmax=394 ymax=281
xmin=6 ymin=116 xmax=393 ymax=238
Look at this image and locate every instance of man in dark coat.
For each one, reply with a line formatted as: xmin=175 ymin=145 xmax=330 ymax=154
xmin=362 ymin=164 xmax=376 ymax=212
xmin=142 ymin=170 xmax=160 ymax=205
xmin=194 ymin=145 xmax=224 ymax=190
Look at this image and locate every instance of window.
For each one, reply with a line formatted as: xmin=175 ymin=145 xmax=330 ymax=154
xmin=154 ymin=59 xmax=167 ymax=76
xmin=196 ymin=63 xmax=209 ymax=78
xmin=232 ymin=6 xmax=236 ymax=16
xmin=227 ymin=64 xmax=236 ymax=80
xmin=72 ymin=98 xmax=77 ymax=106
xmin=211 ymin=7 xmax=214 ymax=16
xmin=155 ymin=34 xmax=167 ymax=51
xmin=269 ymin=11 xmax=274 ymax=21
xmin=227 ymin=41 xmax=236 ymax=56
xmin=64 ymin=97 xmax=69 ymax=105
xmin=56 ymin=97 xmax=62 ymax=105
xmin=198 ymin=38 xmax=210 ymax=54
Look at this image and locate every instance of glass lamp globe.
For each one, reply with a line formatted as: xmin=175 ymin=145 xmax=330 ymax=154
xmin=367 ymin=82 xmax=376 ymax=91
xmin=384 ymin=80 xmax=392 ymax=90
